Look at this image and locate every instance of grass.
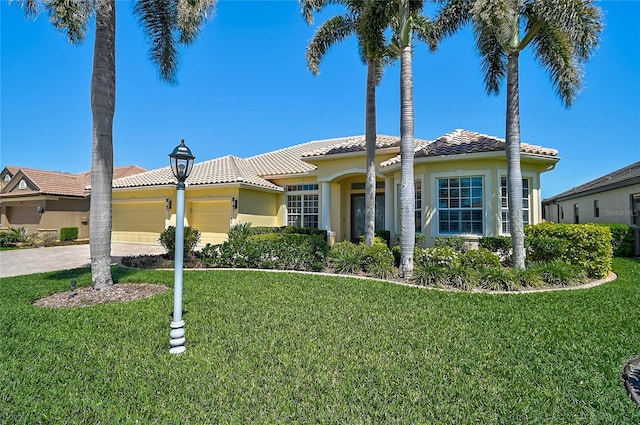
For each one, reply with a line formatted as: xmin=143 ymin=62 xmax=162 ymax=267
xmin=1 ymin=258 xmax=639 ymax=424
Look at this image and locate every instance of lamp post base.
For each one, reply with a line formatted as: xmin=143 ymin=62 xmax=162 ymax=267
xmin=169 ymin=320 xmax=185 ymax=354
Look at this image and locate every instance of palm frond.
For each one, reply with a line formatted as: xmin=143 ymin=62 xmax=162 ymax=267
xmin=430 ymin=0 xmax=473 ymax=48
xmin=528 ymin=0 xmax=602 ymax=61
xmin=530 ymin=22 xmax=581 ymax=107
xmin=475 ymin=22 xmax=507 ymax=95
xmin=176 ymin=0 xmax=216 ymax=45
xmin=411 ymin=13 xmax=437 ymax=51
xmin=306 ymin=14 xmax=358 ymax=75
xmin=45 ymin=0 xmax=95 ymax=44
xmin=134 ymin=0 xmax=179 ymax=84
xmin=471 ymin=0 xmax=516 ymax=51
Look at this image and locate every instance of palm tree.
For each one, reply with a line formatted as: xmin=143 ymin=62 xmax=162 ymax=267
xmin=393 ymin=0 xmax=439 ymax=278
xmin=436 ymin=0 xmax=602 ymax=269
xmin=16 ymin=0 xmax=216 ymax=288
xmin=303 ymin=0 xmax=396 ymax=246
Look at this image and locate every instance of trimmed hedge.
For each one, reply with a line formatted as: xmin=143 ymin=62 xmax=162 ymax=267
xmin=434 ymin=236 xmax=467 ymax=252
xmin=328 ymin=241 xmax=396 ymax=279
xmin=592 ymin=223 xmax=634 ymax=257
xmin=525 ymin=222 xmax=612 ymax=279
xmin=201 ymin=233 xmax=328 ymax=272
xmin=60 ymin=227 xmax=78 ymax=242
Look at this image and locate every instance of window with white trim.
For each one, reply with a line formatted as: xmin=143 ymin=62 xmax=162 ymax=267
xmin=18 ymin=180 xmax=27 ymax=190
xmin=438 ymin=177 xmax=483 ymax=234
xmin=500 ymin=177 xmax=530 ymax=234
xmin=286 ymin=184 xmax=319 ymax=228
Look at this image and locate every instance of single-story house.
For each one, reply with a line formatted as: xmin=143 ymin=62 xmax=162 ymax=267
xmin=0 ymin=165 xmax=146 ymax=239
xmin=111 ymin=129 xmax=559 ymax=247
xmin=542 ymin=161 xmax=640 ymax=253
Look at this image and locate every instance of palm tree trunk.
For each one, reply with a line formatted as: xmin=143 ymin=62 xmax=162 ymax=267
xmin=399 ymin=42 xmax=415 ymax=278
xmin=90 ymin=0 xmax=116 ymax=289
xmin=505 ymin=50 xmax=525 ymax=269
xmin=364 ymin=58 xmax=377 ymax=246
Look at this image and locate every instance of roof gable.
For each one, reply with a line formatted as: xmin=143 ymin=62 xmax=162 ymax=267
xmin=380 ymin=129 xmax=558 ymax=168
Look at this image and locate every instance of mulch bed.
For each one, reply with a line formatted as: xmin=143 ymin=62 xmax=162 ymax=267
xmin=32 ymin=283 xmax=169 ymax=308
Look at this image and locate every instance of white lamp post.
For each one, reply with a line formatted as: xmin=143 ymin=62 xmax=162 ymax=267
xmin=168 ymin=139 xmax=195 ymax=355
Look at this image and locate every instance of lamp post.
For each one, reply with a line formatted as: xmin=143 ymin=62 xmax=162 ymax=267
xmin=168 ymin=139 xmax=195 ymax=354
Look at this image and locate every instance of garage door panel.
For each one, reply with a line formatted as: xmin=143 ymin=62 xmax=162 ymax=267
xmin=113 ymin=203 xmax=165 ymax=232
xmin=189 ymin=201 xmax=229 ymax=233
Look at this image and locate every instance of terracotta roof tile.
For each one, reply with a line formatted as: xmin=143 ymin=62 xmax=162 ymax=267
xmin=112 ymin=156 xmax=282 ymax=191
xmin=380 ymin=129 xmax=558 ymax=167
xmin=0 ymin=165 xmax=146 ymax=197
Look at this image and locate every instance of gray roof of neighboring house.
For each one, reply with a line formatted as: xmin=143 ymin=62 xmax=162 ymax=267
xmin=380 ymin=129 xmax=559 ymax=168
xmin=543 ymin=161 xmax=640 ymax=202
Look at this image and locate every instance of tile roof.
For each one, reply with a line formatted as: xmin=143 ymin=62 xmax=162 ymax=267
xmin=300 ymin=134 xmax=408 ymax=158
xmin=544 ymin=161 xmax=640 ymax=202
xmin=112 ymin=135 xmax=410 ymax=188
xmin=380 ymin=129 xmax=559 ymax=167
xmin=9 ymin=168 xmax=88 ymax=197
xmin=0 ymin=166 xmax=146 ymax=198
xmin=111 ymin=156 xmax=282 ymax=191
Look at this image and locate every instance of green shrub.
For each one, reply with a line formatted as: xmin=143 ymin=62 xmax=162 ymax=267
xmin=444 ymin=266 xmax=478 ymax=290
xmin=434 ymin=236 xmax=467 ymax=252
xmin=512 ymin=267 xmax=545 ymax=289
xmin=206 ymin=233 xmax=328 ymax=272
xmin=525 ymin=222 xmax=612 ymax=279
xmin=413 ymin=263 xmax=447 ymax=286
xmin=375 ymin=230 xmax=391 ymax=247
xmin=525 ymin=236 xmax=571 ymax=263
xmin=529 ymin=260 xmax=588 ymax=286
xmin=328 ymin=242 xmax=363 ymax=275
xmin=593 ymin=223 xmax=634 ymax=257
xmin=460 ymin=248 xmax=501 ymax=270
xmin=227 ymin=222 xmax=253 ymax=241
xmin=247 ymin=233 xmax=328 ymax=271
xmin=0 ymin=230 xmax=19 ymax=247
xmin=418 ymin=246 xmax=461 ymax=269
xmin=396 ymin=233 xmax=426 ymax=247
xmin=477 ymin=267 xmax=518 ymax=291
xmin=60 ymin=227 xmax=78 ymax=242
xmin=32 ymin=231 xmax=57 ymax=247
xmin=479 ymin=236 xmax=512 ymax=264
xmin=158 ymin=226 xmax=201 ymax=260
xmin=361 ymin=242 xmax=396 ymax=279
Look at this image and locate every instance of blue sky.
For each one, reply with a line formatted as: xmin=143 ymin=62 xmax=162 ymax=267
xmin=1 ymin=0 xmax=639 ymax=199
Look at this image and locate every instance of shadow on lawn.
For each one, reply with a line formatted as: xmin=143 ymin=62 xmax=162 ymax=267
xmin=42 ymin=266 xmax=143 ymax=284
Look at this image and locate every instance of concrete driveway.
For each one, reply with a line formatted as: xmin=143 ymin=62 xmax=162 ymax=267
xmin=0 ymin=243 xmax=166 ymax=278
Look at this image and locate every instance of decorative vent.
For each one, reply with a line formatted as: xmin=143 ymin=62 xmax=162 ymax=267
xmin=18 ymin=180 xmax=27 ymax=190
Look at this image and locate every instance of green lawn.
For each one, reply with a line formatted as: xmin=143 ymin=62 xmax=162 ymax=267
xmin=2 ymin=258 xmax=639 ymax=424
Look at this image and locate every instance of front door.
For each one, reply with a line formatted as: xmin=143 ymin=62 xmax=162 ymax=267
xmin=351 ymin=194 xmax=385 ymax=242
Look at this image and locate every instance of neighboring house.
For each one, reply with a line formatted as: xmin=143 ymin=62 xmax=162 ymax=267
xmin=543 ymin=161 xmax=640 ymax=226
xmin=111 ymin=129 xmax=559 ymax=247
xmin=0 ymin=165 xmax=146 ymax=239
xmin=542 ymin=161 xmax=640 ymax=254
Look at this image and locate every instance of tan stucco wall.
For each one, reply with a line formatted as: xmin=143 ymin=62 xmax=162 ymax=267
xmin=1 ymin=198 xmax=90 ymax=239
xmin=544 ymin=183 xmax=640 ymax=225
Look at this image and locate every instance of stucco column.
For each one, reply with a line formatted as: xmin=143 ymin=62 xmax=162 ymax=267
xmin=385 ymin=176 xmax=394 ymax=238
xmin=321 ymin=181 xmax=331 ymax=231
